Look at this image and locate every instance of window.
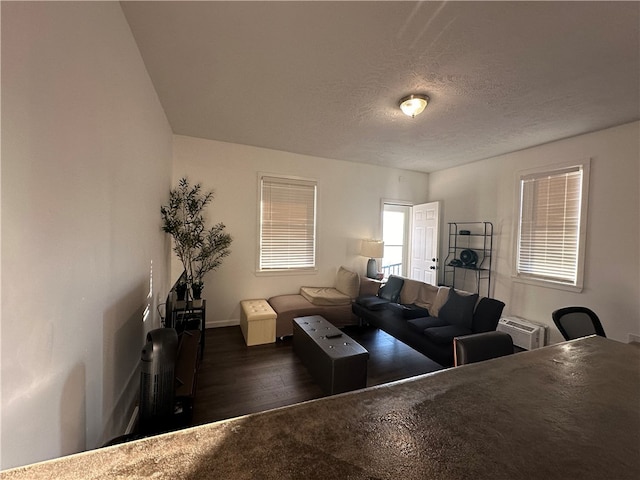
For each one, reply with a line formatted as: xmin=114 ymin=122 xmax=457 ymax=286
xmin=515 ymin=161 xmax=590 ymax=290
xmin=259 ymin=175 xmax=317 ymax=272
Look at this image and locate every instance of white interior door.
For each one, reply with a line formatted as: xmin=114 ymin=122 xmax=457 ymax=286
xmin=410 ymin=201 xmax=440 ymax=285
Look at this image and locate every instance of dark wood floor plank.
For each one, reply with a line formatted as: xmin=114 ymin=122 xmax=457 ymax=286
xmin=191 ymin=324 xmax=444 ymax=427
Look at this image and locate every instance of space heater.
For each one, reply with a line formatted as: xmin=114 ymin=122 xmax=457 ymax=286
xmin=139 ymin=328 xmax=178 ymax=432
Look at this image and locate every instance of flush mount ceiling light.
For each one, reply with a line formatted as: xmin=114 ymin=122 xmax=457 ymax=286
xmin=399 ymin=94 xmax=429 ymax=118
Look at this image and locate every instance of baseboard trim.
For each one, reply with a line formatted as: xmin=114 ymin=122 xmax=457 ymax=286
xmin=206 ymin=318 xmax=240 ymax=329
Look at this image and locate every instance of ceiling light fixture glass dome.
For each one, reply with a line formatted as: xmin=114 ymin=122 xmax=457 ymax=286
xmin=399 ymin=94 xmax=429 ymax=118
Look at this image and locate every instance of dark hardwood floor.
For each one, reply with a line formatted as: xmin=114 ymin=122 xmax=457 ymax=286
xmin=191 ymin=324 xmax=445 ymax=427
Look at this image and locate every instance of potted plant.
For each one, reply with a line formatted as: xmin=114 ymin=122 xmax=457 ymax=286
xmin=191 ymin=281 xmax=204 ymax=297
xmin=191 ymin=281 xmax=204 ymax=307
xmin=175 ymin=280 xmax=188 ymax=302
xmin=161 ymin=177 xmax=232 ymax=302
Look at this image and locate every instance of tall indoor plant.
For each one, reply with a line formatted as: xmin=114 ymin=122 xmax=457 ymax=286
xmin=161 ymin=177 xmax=232 ymax=299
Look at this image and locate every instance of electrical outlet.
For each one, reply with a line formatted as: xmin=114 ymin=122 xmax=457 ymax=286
xmin=627 ymin=333 xmax=640 ymax=344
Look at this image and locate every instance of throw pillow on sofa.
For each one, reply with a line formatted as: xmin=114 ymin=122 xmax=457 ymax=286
xmin=378 ymin=276 xmax=404 ymax=303
xmin=437 ymin=288 xmax=478 ymax=330
xmin=355 ymin=276 xmax=404 ymax=311
xmin=335 ymin=266 xmax=360 ymax=299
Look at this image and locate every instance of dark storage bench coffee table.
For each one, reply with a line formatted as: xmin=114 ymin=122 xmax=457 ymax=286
xmin=293 ymin=315 xmax=369 ymax=395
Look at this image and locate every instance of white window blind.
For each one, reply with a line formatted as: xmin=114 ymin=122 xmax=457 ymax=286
xmin=260 ymin=175 xmax=317 ymax=271
xmin=517 ymin=165 xmax=585 ymax=286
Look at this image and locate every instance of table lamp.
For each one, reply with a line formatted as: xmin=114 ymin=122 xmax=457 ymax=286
xmin=360 ymin=240 xmax=384 ymax=279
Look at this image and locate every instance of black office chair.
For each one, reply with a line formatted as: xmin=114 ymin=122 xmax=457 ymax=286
xmin=453 ymin=331 xmax=514 ymax=366
xmin=552 ymin=306 xmax=606 ymax=341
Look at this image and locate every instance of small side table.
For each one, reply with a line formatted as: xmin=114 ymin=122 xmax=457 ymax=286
xmin=171 ymin=299 xmax=206 ymax=358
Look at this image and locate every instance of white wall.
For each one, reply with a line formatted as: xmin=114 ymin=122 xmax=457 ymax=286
xmin=428 ymin=122 xmax=640 ymax=344
xmin=172 ymin=135 xmax=430 ymax=325
xmin=1 ymin=2 xmax=172 ymax=469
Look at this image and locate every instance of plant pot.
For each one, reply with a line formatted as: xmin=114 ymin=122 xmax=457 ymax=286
xmin=176 ymin=283 xmax=188 ymax=301
xmin=191 ymin=284 xmax=203 ymax=300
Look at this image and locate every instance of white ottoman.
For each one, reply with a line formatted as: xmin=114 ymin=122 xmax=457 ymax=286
xmin=240 ymin=299 xmax=277 ymax=346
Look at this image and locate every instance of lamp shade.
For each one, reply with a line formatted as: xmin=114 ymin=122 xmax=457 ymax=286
xmin=360 ymin=240 xmax=384 ymax=258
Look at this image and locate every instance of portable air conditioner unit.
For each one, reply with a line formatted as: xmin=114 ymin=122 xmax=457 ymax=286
xmin=497 ymin=317 xmax=547 ymax=350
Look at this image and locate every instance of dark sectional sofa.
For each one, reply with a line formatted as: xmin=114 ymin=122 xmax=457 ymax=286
xmin=352 ymin=275 xmax=506 ymax=367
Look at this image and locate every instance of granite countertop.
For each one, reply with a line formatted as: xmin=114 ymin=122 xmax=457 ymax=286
xmin=3 ymin=336 xmax=639 ymax=479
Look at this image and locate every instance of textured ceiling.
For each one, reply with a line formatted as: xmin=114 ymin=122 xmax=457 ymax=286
xmin=121 ymin=1 xmax=640 ymax=173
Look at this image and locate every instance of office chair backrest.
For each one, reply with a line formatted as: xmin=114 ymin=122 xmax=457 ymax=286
xmin=454 ymin=331 xmax=514 ymax=366
xmin=552 ymin=306 xmax=606 ymax=341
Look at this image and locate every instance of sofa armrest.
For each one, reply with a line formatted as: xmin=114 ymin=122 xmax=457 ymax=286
xmin=472 ymin=297 xmax=506 ymax=333
xmin=359 ymin=277 xmax=382 ymax=296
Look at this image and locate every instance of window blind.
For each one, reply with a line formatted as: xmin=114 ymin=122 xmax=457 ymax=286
xmin=260 ymin=176 xmax=317 ymax=270
xmin=517 ymin=166 xmax=583 ymax=285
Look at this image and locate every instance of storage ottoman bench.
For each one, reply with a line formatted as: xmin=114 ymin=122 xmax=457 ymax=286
xmin=293 ymin=315 xmax=369 ymax=395
xmin=240 ymin=299 xmax=277 ymax=346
